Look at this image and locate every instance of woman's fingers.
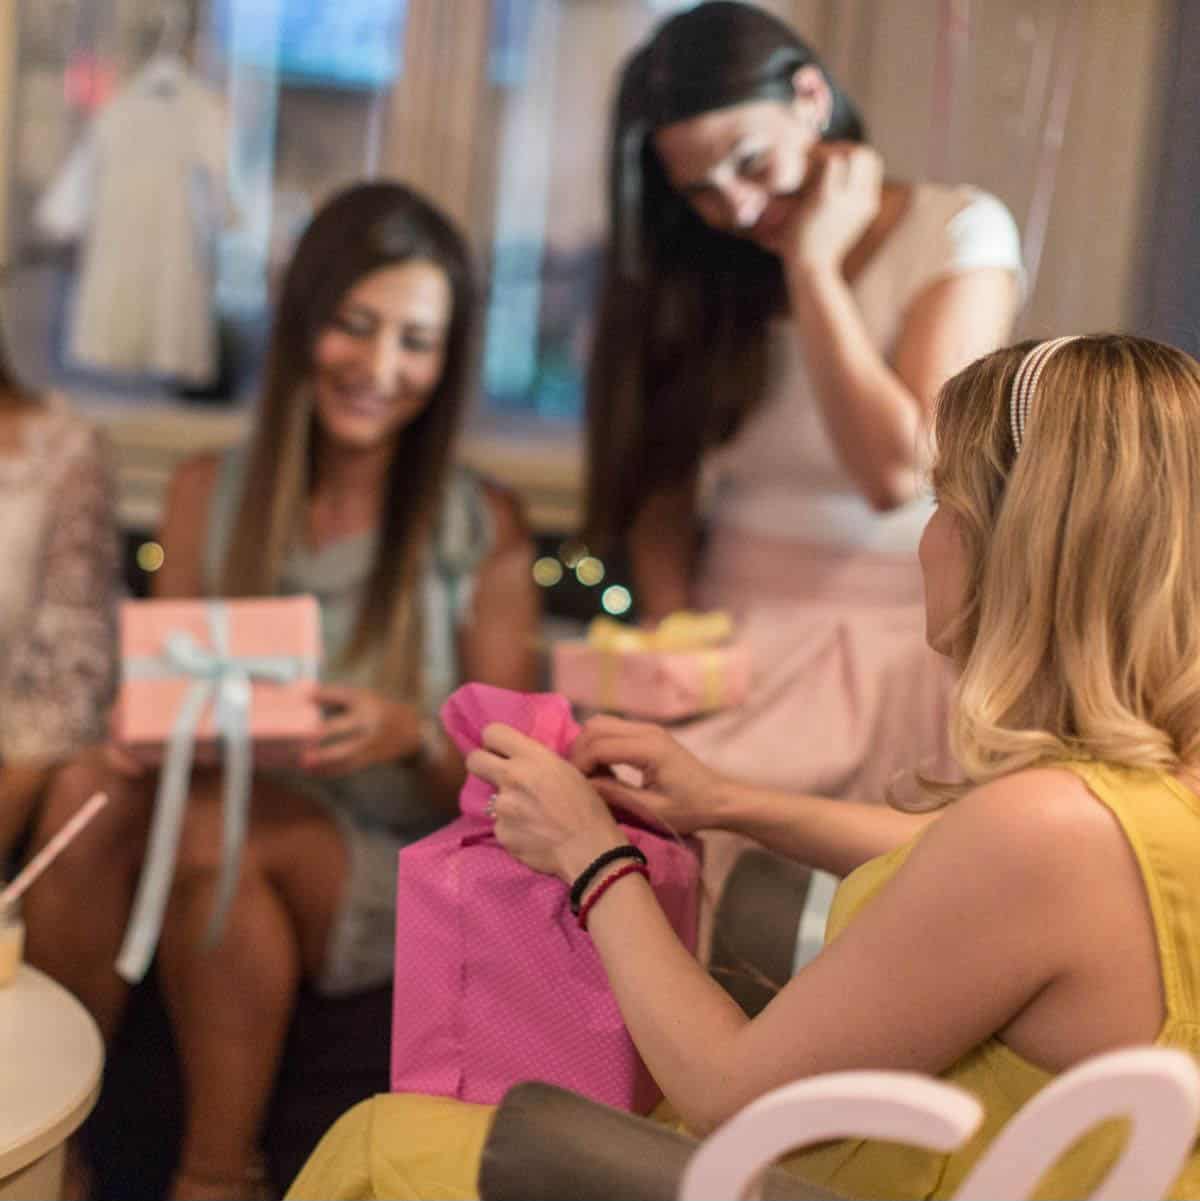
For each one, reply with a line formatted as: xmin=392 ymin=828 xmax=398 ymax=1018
xmin=465 ymin=746 xmax=520 ymax=790
xmin=580 ymin=714 xmax=658 ymax=738
xmin=309 ymin=683 xmax=361 ymax=709
xmin=104 ymin=743 xmax=147 ymax=779
xmin=571 ymin=731 xmax=666 ymax=776
xmin=301 ymin=743 xmax=365 ymax=775
xmin=312 ymin=713 xmax=369 ymax=745
xmin=480 ymin=722 xmax=550 ymax=759
xmin=592 ymin=776 xmax=665 ymax=815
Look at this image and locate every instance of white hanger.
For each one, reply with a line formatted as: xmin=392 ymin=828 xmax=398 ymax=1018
xmin=142 ymin=0 xmax=189 ymax=95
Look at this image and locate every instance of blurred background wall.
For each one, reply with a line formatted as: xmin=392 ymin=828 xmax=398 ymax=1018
xmin=0 ymin=0 xmax=1192 ymax=618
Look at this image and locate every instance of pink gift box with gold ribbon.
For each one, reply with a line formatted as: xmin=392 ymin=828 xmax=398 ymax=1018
xmin=552 ymin=612 xmax=751 ymax=722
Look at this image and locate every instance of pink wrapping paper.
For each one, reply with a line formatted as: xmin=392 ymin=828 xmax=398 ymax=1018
xmin=113 ymin=597 xmax=322 ymax=768
xmin=390 ymin=683 xmax=700 ymax=1112
xmin=552 ymin=641 xmax=751 ymax=721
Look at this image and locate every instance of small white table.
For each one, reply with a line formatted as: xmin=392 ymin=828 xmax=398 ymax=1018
xmin=0 ymin=966 xmax=104 ymax=1200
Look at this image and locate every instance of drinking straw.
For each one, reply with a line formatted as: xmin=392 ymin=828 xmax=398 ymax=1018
xmin=1 ymin=792 xmax=109 ymax=911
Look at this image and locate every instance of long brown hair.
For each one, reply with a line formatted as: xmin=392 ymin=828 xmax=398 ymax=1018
xmin=0 ymin=314 xmax=35 ymax=405
xmin=220 ymin=181 xmax=476 ymax=699
xmin=585 ymin=1 xmax=864 ymax=549
xmin=920 ymin=334 xmax=1200 ymax=805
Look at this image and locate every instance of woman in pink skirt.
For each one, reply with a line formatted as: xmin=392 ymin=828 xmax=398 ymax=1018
xmin=584 ymin=2 xmax=1022 ymax=921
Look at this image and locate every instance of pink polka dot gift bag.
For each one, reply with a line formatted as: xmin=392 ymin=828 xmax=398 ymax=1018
xmin=389 ymin=683 xmax=701 ymax=1113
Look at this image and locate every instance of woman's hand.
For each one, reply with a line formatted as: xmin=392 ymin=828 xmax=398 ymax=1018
xmin=301 ymin=684 xmax=424 ymax=777
xmin=102 ymin=706 xmax=151 ymax=778
xmin=770 ymin=142 xmax=882 ymax=273
xmin=102 ymin=742 xmax=149 ymax=779
xmin=569 ymin=716 xmax=727 ymax=836
xmin=465 ymin=724 xmax=625 ymax=882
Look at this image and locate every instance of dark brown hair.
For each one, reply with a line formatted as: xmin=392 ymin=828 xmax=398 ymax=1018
xmin=586 ymin=1 xmax=864 ymax=549
xmin=0 ymin=316 xmax=34 ymax=403
xmin=220 ymin=180 xmax=476 ymax=697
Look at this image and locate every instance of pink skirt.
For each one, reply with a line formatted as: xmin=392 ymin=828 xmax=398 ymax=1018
xmin=677 ymin=530 xmax=958 ymax=956
xmin=679 ymin=529 xmax=957 ymax=799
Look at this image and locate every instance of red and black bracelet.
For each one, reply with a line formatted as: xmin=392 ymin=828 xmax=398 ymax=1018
xmin=568 ymin=844 xmax=647 ymax=914
xmin=577 ymin=861 xmax=650 ymax=932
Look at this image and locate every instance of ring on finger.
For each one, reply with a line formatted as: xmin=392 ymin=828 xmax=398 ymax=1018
xmin=485 ymin=793 xmax=499 ymax=819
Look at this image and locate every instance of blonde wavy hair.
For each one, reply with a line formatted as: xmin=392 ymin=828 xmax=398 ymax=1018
xmin=918 ymin=333 xmax=1200 ymax=806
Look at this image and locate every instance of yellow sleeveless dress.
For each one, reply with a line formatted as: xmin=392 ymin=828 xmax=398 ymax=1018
xmin=286 ymin=762 xmax=1200 ymax=1200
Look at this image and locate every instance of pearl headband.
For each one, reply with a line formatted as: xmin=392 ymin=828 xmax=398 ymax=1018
xmin=1009 ymin=336 xmax=1083 ymax=454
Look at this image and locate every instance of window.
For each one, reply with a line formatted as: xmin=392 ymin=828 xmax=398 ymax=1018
xmin=1 ymin=0 xmax=720 ymax=420
xmin=2 ymin=0 xmax=399 ymax=402
xmin=481 ymin=0 xmax=680 ymax=425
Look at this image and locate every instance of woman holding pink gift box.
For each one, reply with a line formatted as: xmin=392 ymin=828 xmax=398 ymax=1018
xmin=0 ymin=324 xmax=119 ymax=863
xmin=292 ymin=336 xmax=1200 ymax=1200
xmin=585 ymin=4 xmax=1020 ymax=850
xmin=24 ymin=181 xmax=539 ymax=1200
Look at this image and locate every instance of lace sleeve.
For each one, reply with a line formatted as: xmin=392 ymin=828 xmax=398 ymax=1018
xmin=0 ymin=428 xmax=121 ymax=763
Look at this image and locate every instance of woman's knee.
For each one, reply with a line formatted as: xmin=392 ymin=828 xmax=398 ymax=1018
xmin=172 ymin=775 xmax=265 ymax=886
xmin=173 ymin=803 xmax=227 ymax=886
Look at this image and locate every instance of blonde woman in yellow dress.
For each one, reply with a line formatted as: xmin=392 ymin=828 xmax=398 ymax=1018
xmin=290 ymin=334 xmax=1200 ymax=1200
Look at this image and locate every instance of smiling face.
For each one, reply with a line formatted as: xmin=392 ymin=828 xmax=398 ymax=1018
xmin=651 ymin=66 xmax=831 ymax=249
xmin=310 ymin=260 xmax=453 ymax=453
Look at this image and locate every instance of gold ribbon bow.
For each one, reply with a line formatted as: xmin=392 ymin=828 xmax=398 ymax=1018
xmin=586 ymin=611 xmax=734 ymax=712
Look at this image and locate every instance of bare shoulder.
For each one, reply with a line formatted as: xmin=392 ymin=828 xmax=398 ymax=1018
xmin=914 ymin=767 xmax=1133 ymax=892
xmin=953 ymin=767 xmax=1117 ymax=833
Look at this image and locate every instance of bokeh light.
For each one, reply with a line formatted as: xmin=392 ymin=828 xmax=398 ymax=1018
xmin=137 ymin=541 xmax=165 ymax=573
xmin=575 ymin=556 xmax=605 ymax=587
xmin=601 ymin=585 xmax=632 ymax=615
xmin=532 ymin=556 xmax=564 ymax=587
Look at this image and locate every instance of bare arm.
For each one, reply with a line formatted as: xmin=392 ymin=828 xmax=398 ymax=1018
xmin=776 ymin=149 xmax=1018 ymax=510
xmin=627 ymin=477 xmax=698 ymax=623
xmin=458 ymin=482 xmax=540 ymax=691
xmin=471 ymin=738 xmax=1159 ymax=1136
xmin=788 ymin=263 xmax=1018 ymax=510
xmin=705 ymin=776 xmax=938 ymax=876
xmin=154 ymin=453 xmax=220 ymax=599
xmin=572 ymin=716 xmax=933 ymax=877
xmin=402 ymin=482 xmax=542 ymax=809
xmin=576 ymin=780 xmax=1067 ymax=1132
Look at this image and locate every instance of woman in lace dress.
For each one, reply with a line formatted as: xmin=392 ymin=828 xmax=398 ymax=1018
xmin=0 ymin=328 xmax=120 ymax=860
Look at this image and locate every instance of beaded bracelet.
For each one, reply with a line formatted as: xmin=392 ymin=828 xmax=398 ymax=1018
xmin=577 ymin=861 xmax=649 ymax=932
xmin=568 ymin=844 xmax=647 ymax=914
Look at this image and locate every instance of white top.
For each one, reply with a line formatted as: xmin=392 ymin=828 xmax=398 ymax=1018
xmin=35 ymin=61 xmax=232 ymax=384
xmin=0 ymin=966 xmax=104 ymax=1178
xmin=702 ymin=184 xmax=1023 ymax=554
